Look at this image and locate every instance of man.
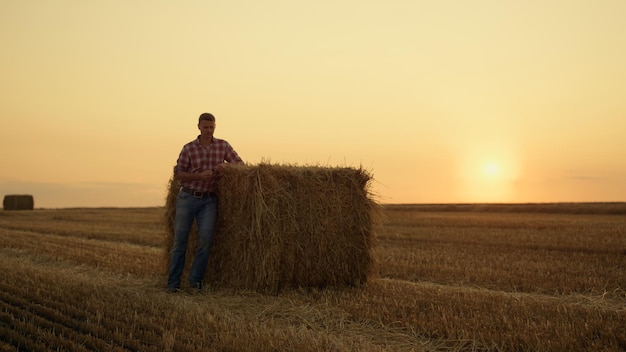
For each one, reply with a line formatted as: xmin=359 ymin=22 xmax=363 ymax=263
xmin=167 ymin=112 xmax=243 ymax=292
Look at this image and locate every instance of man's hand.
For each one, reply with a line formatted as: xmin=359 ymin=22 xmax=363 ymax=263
xmin=216 ymin=163 xmax=228 ymax=172
xmin=197 ymin=170 xmax=214 ymax=181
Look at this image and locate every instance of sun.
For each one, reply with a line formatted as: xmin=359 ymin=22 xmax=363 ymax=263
xmin=484 ymin=162 xmax=500 ymax=177
xmin=457 ymin=141 xmax=520 ymax=203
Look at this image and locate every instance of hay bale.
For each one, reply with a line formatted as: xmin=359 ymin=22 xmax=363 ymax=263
xmin=3 ymin=195 xmax=34 ymax=210
xmin=163 ymin=163 xmax=381 ymax=294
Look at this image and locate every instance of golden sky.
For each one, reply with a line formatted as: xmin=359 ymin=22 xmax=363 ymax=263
xmin=1 ymin=1 xmax=625 ymax=208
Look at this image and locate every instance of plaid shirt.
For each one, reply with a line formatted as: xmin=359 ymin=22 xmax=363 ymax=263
xmin=174 ymin=136 xmax=243 ymax=193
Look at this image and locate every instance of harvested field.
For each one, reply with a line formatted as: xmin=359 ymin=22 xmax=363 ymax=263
xmin=0 ymin=204 xmax=625 ymax=351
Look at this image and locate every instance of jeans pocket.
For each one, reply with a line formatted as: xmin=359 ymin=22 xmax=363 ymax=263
xmin=178 ymin=191 xmax=191 ymax=200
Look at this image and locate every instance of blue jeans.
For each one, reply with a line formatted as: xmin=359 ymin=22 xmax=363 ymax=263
xmin=167 ymin=191 xmax=217 ymax=289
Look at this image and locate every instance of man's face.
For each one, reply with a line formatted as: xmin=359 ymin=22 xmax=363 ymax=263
xmin=198 ymin=120 xmax=216 ymax=137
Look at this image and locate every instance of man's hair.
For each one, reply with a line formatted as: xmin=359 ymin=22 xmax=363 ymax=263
xmin=198 ymin=113 xmax=216 ymax=123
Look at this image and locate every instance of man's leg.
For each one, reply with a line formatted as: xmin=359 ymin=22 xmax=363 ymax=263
xmin=167 ymin=191 xmax=196 ymax=290
xmin=188 ymin=196 xmax=218 ymax=288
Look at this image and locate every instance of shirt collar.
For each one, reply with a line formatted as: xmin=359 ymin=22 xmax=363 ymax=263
xmin=194 ymin=135 xmax=218 ymax=145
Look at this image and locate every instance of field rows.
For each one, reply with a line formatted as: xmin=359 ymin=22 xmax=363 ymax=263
xmin=378 ymin=211 xmax=626 ymax=298
xmin=0 ymin=250 xmax=195 ymax=351
xmin=0 ymin=227 xmax=162 ymax=277
xmin=1 ymin=206 xmax=625 ymax=351
xmin=0 ymin=208 xmax=162 ymax=247
xmin=378 ymin=235 xmax=625 ymax=297
xmin=0 ymin=248 xmax=426 ymax=351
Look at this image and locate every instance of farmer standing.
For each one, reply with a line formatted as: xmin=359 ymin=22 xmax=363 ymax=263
xmin=167 ymin=112 xmax=243 ymax=292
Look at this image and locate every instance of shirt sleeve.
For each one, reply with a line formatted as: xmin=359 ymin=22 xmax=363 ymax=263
xmin=173 ymin=145 xmax=190 ymax=174
xmin=224 ymin=142 xmax=243 ymax=163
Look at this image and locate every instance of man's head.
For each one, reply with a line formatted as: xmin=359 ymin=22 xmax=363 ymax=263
xmin=198 ymin=112 xmax=215 ymax=123
xmin=198 ymin=113 xmax=216 ymax=138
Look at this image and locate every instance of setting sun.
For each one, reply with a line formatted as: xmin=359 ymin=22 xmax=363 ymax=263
xmin=484 ymin=163 xmax=500 ymax=177
xmin=457 ymin=140 xmax=522 ymax=203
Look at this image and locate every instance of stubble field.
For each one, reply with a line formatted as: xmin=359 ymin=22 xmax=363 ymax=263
xmin=0 ymin=203 xmax=625 ymax=351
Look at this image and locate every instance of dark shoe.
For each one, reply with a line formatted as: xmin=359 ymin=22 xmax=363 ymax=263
xmin=167 ymin=287 xmax=180 ymax=294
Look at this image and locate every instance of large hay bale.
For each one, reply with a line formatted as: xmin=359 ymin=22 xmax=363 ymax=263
xmin=163 ymin=163 xmax=380 ymax=294
xmin=3 ymin=195 xmax=34 ymax=210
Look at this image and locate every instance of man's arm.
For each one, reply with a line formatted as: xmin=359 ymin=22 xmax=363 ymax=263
xmin=224 ymin=142 xmax=243 ymax=163
xmin=174 ymin=170 xmax=214 ymax=182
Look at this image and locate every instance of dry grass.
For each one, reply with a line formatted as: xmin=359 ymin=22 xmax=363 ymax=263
xmin=0 ymin=204 xmax=625 ymax=351
xmin=378 ymin=209 xmax=626 ymax=297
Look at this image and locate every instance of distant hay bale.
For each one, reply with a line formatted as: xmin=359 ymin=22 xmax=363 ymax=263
xmin=163 ymin=163 xmax=381 ymax=294
xmin=3 ymin=195 xmax=34 ymax=211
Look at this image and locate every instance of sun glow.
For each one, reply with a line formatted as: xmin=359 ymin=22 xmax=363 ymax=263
xmin=484 ymin=162 xmax=500 ymax=177
xmin=459 ymin=142 xmax=520 ymax=203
